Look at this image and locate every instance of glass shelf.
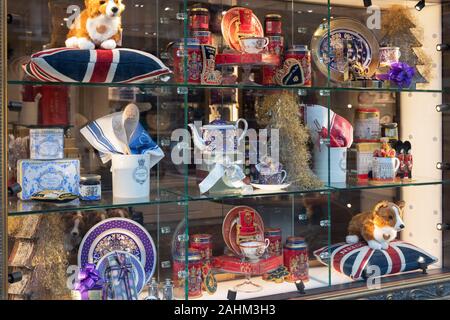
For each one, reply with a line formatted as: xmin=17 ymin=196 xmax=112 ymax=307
xmin=7 ymin=80 xmax=446 ymax=94
xmin=8 ymin=176 xmax=449 ymax=216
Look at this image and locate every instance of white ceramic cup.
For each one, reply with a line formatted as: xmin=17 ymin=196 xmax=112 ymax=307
xmin=372 ymin=157 xmax=401 ymax=181
xmin=313 ymin=146 xmax=347 ymax=183
xmin=239 ymin=239 xmax=270 ymax=261
xmin=239 ymin=37 xmax=269 ymax=54
xmin=111 ymin=154 xmax=150 ymax=199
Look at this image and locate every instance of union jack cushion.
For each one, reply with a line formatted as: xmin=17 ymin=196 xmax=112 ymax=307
xmin=23 ymin=48 xmax=171 ymax=83
xmin=313 ymin=241 xmax=438 ymax=280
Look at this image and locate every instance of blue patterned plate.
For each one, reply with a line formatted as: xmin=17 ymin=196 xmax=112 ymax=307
xmin=78 ymin=218 xmax=156 ymax=283
xmin=97 ymin=251 xmax=146 ymax=294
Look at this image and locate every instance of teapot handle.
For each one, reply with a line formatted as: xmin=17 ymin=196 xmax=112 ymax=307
xmin=236 ymin=118 xmax=248 ymax=145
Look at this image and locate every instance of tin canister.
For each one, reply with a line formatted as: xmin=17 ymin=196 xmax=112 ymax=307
xmin=283 ymin=237 xmax=309 ymax=282
xmin=355 ymin=108 xmax=381 ymax=142
xmin=172 ymin=39 xmax=203 ymax=84
xmin=262 ymin=35 xmax=284 ymax=85
xmin=192 ymin=30 xmax=212 ymax=45
xmin=265 ymin=14 xmax=282 ymax=36
xmin=173 ymin=249 xmax=203 ymax=299
xmin=190 ymin=234 xmax=213 ymax=263
xmin=30 ymin=128 xmax=64 ymax=160
xmin=264 ymin=228 xmax=282 ymax=257
xmin=189 ymin=8 xmax=210 ymax=31
xmin=282 ymin=45 xmax=312 ymax=87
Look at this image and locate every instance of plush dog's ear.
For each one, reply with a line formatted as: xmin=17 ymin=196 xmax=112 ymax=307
xmin=372 ymin=200 xmax=389 ymax=215
xmin=396 ymin=200 xmax=406 ymax=210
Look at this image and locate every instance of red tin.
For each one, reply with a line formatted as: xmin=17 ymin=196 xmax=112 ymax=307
xmin=172 ymin=39 xmax=203 ymax=84
xmin=264 ymin=228 xmax=282 ymax=257
xmin=38 ymin=85 xmax=70 ymax=126
xmin=190 ymin=233 xmax=213 ymax=263
xmin=192 ymin=30 xmax=212 ymax=45
xmin=189 ymin=8 xmax=210 ymax=31
xmin=283 ymin=45 xmax=312 ymax=87
xmin=264 ymin=14 xmax=282 ymax=36
xmin=173 ymin=249 xmax=203 ymax=299
xmin=262 ymin=35 xmax=284 ymax=85
xmin=283 ymin=237 xmax=309 ymax=282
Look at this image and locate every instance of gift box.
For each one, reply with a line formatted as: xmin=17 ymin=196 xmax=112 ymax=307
xmin=17 ymin=159 xmax=80 ymax=200
xmin=103 ymin=252 xmax=139 ymax=300
xmin=72 ymin=263 xmax=104 ymax=300
xmin=30 ymin=128 xmax=64 ymax=160
xmin=212 ymin=255 xmax=283 ymax=276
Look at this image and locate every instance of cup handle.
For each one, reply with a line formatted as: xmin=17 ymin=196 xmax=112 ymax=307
xmin=264 ymin=238 xmax=270 ymax=249
xmin=236 ymin=118 xmax=248 ymax=144
xmin=393 ymin=157 xmax=401 ymax=172
xmin=280 ymin=170 xmax=287 ymax=184
xmin=263 ymin=37 xmax=269 ymax=48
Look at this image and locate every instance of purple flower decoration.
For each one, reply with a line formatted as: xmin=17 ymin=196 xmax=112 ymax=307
xmin=378 ymin=62 xmax=415 ymax=88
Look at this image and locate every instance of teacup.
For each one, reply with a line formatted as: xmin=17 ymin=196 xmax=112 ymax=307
xmin=239 ymin=239 xmax=270 ymax=262
xmin=258 ymin=170 xmax=287 ymax=185
xmin=372 ymin=157 xmax=400 ymax=181
xmin=240 ymin=37 xmax=269 ymax=54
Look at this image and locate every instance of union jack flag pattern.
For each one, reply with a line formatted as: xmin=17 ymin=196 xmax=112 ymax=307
xmin=313 ymin=240 xmax=437 ymax=280
xmin=23 ymin=48 xmax=171 ymax=83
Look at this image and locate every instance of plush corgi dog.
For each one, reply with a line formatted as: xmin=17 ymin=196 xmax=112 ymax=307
xmin=66 ymin=0 xmax=125 ymax=50
xmin=346 ymin=200 xmax=405 ymax=250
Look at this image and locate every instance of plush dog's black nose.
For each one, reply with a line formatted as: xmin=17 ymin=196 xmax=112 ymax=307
xmin=112 ymin=7 xmax=119 ymax=13
xmin=399 ymin=224 xmax=405 ymax=229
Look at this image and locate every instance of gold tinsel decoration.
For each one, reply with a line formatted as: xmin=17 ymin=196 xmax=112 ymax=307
xmin=256 ymin=92 xmax=323 ymax=189
xmin=8 ymin=216 xmax=24 ymax=237
xmin=30 ymin=214 xmax=71 ymax=300
xmin=381 ymin=5 xmax=416 ymax=38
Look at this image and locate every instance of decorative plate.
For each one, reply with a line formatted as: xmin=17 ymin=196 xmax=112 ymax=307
xmin=222 ymin=206 xmax=265 ymax=256
xmin=221 ymin=7 xmax=264 ymax=52
xmin=78 ymin=218 xmax=156 ymax=283
xmin=97 ymin=250 xmax=146 ymax=293
xmin=310 ymin=18 xmax=380 ymax=82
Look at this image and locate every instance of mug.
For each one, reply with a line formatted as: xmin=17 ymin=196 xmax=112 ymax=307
xmin=372 ymin=157 xmax=401 ymax=181
xmin=239 ymin=239 xmax=270 ymax=262
xmin=239 ymin=37 xmax=269 ymax=54
xmin=258 ymin=170 xmax=287 ymax=185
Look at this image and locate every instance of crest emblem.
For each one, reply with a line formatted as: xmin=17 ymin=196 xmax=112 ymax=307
xmin=133 ymin=158 xmax=149 ymax=185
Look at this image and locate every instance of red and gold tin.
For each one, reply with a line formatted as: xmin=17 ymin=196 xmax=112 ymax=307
xmin=264 ymin=228 xmax=282 ymax=257
xmin=189 ymin=8 xmax=210 ymax=31
xmin=172 ymin=39 xmax=203 ymax=84
xmin=264 ymin=14 xmax=282 ymax=36
xmin=283 ymin=237 xmax=309 ymax=282
xmin=282 ymin=45 xmax=312 ymax=87
xmin=173 ymin=249 xmax=203 ymax=299
xmin=262 ymin=35 xmax=284 ymax=85
xmin=192 ymin=30 xmax=212 ymax=45
xmin=190 ymin=233 xmax=213 ymax=263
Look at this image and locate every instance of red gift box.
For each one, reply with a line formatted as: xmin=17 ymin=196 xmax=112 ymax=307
xmin=212 ymin=255 xmax=283 ymax=276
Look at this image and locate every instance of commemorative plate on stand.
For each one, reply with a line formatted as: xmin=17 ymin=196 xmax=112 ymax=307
xmin=311 ymin=18 xmax=379 ymax=83
xmin=78 ymin=218 xmax=157 ymax=283
xmin=96 ymin=250 xmax=146 ymax=293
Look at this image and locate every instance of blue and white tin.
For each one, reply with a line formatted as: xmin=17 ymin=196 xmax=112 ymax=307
xmin=17 ymin=159 xmax=80 ymax=200
xmin=30 ymin=128 xmax=64 ymax=160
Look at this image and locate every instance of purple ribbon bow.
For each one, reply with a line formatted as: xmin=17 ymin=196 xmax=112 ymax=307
xmin=378 ymin=62 xmax=415 ymax=88
xmin=74 ymin=263 xmax=103 ymax=300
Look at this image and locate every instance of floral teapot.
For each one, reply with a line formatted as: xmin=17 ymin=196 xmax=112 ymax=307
xmin=189 ymin=117 xmax=248 ymax=154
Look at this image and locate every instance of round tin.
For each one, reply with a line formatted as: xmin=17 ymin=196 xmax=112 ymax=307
xmin=79 ymin=174 xmax=101 ymax=201
xmin=265 ymin=14 xmax=282 ymax=36
xmin=355 ymin=108 xmax=381 ymax=142
xmin=283 ymin=237 xmax=309 ymax=282
xmin=173 ymin=249 xmax=203 ymax=299
xmin=192 ymin=30 xmax=212 ymax=45
xmin=189 ymin=8 xmax=210 ymax=31
xmin=264 ymin=228 xmax=282 ymax=257
xmin=190 ymin=233 xmax=213 ymax=263
xmin=262 ymin=35 xmax=284 ymax=85
xmin=283 ymin=45 xmax=312 ymax=87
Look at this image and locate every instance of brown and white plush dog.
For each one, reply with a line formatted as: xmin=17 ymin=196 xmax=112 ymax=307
xmin=66 ymin=0 xmax=125 ymax=50
xmin=346 ymin=200 xmax=405 ymax=250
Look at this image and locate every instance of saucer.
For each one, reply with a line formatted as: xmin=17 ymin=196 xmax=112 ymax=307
xmin=251 ymin=183 xmax=291 ymax=191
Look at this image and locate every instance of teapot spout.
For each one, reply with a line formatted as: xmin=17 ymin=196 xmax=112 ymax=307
xmin=188 ymin=123 xmax=207 ymax=151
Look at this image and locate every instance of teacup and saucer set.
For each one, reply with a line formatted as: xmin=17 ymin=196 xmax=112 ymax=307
xmin=251 ymin=156 xmax=290 ymax=191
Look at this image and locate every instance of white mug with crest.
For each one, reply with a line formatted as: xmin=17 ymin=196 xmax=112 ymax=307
xmin=372 ymin=157 xmax=401 ymax=181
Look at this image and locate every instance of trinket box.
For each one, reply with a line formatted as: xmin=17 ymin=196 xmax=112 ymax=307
xmin=212 ymin=255 xmax=283 ymax=276
xmin=30 ymin=128 xmax=64 ymax=160
xmin=17 ymin=159 xmax=80 ymax=200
